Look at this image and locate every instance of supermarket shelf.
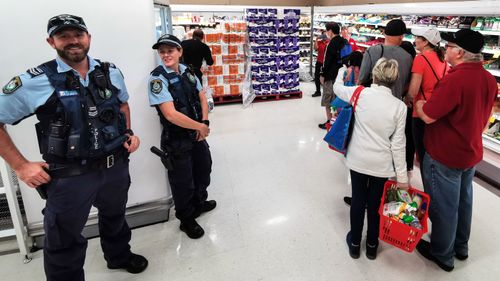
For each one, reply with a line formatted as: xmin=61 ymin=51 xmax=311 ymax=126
xmin=298 ymin=41 xmax=310 ymax=45
xmin=354 ymin=32 xmax=385 ymax=39
xmin=299 ymin=27 xmax=311 ymax=30
xmin=483 ymin=49 xmax=500 ymax=55
xmin=487 ymin=69 xmax=500 ymax=77
xmin=173 ymin=21 xmax=217 ymax=26
xmin=314 ymin=18 xmax=500 ymax=37
xmin=483 ymin=134 xmax=500 ymax=154
xmin=357 ymin=43 xmax=372 ymax=48
xmin=299 ymin=35 xmax=311 ymax=38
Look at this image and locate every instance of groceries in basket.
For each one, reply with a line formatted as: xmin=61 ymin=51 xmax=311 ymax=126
xmin=382 ymin=188 xmax=428 ymax=230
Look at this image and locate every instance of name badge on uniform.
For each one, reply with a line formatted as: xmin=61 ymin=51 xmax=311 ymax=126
xmin=169 ymin=77 xmax=180 ymax=84
xmin=58 ymin=90 xmax=79 ymax=97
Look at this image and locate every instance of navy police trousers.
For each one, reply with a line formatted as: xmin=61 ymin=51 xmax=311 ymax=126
xmin=167 ymin=140 xmax=212 ymax=221
xmin=43 ymin=161 xmax=132 ymax=281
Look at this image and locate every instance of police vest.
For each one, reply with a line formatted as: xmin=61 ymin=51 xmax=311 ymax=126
xmin=150 ymin=65 xmax=202 ymax=142
xmin=34 ymin=59 xmax=127 ymax=163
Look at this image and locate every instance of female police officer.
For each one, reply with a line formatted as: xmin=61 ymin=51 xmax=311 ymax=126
xmin=148 ymin=34 xmax=215 ymax=239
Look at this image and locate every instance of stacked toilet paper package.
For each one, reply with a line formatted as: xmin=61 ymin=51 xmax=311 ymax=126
xmin=246 ymin=8 xmax=302 ymax=95
xmin=202 ymin=21 xmax=247 ymax=97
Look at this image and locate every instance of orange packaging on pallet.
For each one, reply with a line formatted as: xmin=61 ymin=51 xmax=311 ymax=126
xmin=213 ymin=85 xmax=224 ymax=97
xmin=223 ymin=75 xmax=237 ymax=84
xmin=213 ymin=65 xmax=223 ymax=75
xmin=210 ymin=45 xmax=222 ymax=55
xmin=222 ymin=55 xmax=236 ymax=64
xmin=222 ymin=34 xmax=231 ymax=44
xmin=230 ymin=84 xmax=241 ymax=95
xmin=229 ymin=65 xmax=239 ymax=75
xmin=228 ymin=45 xmax=239 ymax=54
xmin=207 ymin=76 xmax=218 ymax=86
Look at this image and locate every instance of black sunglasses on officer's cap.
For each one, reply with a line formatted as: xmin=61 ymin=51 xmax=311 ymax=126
xmin=47 ymin=14 xmax=88 ymax=36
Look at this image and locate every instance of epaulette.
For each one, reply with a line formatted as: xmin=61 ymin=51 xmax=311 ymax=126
xmin=26 ymin=67 xmax=45 ymax=78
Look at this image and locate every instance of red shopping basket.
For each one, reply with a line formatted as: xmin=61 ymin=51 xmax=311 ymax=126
xmin=378 ymin=180 xmax=430 ymax=253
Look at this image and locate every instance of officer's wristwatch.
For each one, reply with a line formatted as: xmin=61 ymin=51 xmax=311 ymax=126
xmin=202 ymin=120 xmax=210 ymax=127
xmin=124 ymin=129 xmax=134 ymax=136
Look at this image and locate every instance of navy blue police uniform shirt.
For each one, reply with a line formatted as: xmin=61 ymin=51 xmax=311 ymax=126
xmin=0 ymin=56 xmax=129 ymax=125
xmin=148 ymin=64 xmax=202 ymax=106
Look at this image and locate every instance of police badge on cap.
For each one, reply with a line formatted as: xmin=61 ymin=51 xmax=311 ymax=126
xmin=47 ymin=14 xmax=88 ymax=36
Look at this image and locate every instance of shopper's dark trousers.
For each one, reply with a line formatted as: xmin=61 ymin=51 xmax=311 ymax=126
xmin=349 ymin=170 xmax=387 ymax=246
xmin=405 ymin=109 xmax=415 ymax=171
xmin=43 ymin=162 xmax=132 ymax=281
xmin=314 ymin=61 xmax=323 ymax=94
xmin=167 ymin=140 xmax=212 ymax=220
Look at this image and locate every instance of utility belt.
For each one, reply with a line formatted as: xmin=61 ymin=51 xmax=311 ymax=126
xmin=47 ymin=149 xmax=129 ymax=178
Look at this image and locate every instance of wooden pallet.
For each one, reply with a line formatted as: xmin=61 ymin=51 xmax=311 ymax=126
xmin=213 ymin=91 xmax=303 ymax=105
xmin=213 ymin=94 xmax=243 ymax=104
xmin=253 ymin=91 xmax=302 ymax=103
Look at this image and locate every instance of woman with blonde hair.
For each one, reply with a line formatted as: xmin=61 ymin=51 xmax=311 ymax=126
xmin=333 ymin=58 xmax=408 ymax=260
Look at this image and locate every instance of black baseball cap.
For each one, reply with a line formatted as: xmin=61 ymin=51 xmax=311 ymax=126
xmin=384 ymin=19 xmax=407 ymax=36
xmin=441 ymin=29 xmax=484 ymax=54
xmin=47 ymin=14 xmax=88 ymax=36
xmin=152 ymin=34 xmax=182 ymax=49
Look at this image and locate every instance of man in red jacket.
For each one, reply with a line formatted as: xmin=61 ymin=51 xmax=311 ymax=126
xmin=416 ymin=29 xmax=497 ymax=272
xmin=313 ymin=32 xmax=329 ymax=97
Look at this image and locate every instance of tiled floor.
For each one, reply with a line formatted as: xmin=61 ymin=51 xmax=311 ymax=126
xmin=1 ymin=82 xmax=499 ymax=280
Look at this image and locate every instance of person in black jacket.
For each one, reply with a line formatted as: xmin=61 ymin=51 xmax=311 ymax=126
xmin=318 ymin=22 xmax=347 ymax=129
xmin=181 ymin=29 xmax=214 ymax=83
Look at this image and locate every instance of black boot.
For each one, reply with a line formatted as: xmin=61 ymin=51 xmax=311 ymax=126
xmin=107 ymin=253 xmax=148 ymax=274
xmin=194 ymin=200 xmax=217 ymax=218
xmin=312 ymin=91 xmax=321 ymax=97
xmin=346 ymin=232 xmax=360 ymax=259
xmin=366 ymin=242 xmax=378 ymax=260
xmin=180 ymin=218 xmax=205 ymax=239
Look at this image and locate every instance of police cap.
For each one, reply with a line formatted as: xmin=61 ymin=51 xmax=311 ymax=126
xmin=47 ymin=14 xmax=88 ymax=36
xmin=152 ymin=34 xmax=182 ymax=49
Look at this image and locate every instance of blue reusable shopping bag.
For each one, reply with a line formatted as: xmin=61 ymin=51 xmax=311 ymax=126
xmin=323 ymin=86 xmax=364 ymax=155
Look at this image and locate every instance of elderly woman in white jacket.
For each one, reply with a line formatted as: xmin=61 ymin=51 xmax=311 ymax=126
xmin=333 ymin=58 xmax=408 ymax=260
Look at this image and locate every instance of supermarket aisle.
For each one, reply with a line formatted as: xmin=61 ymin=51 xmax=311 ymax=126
xmin=1 ymin=82 xmax=499 ymax=281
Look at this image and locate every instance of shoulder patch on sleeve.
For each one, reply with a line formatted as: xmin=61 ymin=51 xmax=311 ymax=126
xmin=2 ymin=76 xmax=22 ymax=94
xmin=150 ymin=79 xmax=163 ymax=94
xmin=26 ymin=67 xmax=45 ymax=78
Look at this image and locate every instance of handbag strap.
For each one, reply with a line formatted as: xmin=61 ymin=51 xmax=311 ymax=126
xmin=419 ymin=54 xmax=446 ymax=100
xmin=350 ymin=86 xmax=365 ymax=111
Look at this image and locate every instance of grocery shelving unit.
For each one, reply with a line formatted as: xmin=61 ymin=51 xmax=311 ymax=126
xmin=313 ymin=1 xmax=500 ymax=187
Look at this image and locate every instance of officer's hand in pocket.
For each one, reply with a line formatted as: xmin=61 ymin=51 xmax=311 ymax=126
xmin=124 ymin=135 xmax=140 ymax=153
xmin=15 ymin=162 xmax=51 ymax=188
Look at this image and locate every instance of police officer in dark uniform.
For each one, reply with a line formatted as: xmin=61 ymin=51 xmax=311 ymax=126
xmin=148 ymin=34 xmax=215 ymax=239
xmin=0 ymin=14 xmax=147 ymax=281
